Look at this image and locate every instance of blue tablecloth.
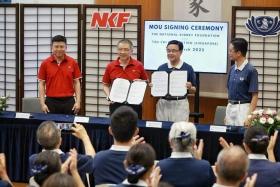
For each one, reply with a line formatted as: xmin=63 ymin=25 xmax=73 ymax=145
xmin=0 ymin=111 xmax=278 ymax=182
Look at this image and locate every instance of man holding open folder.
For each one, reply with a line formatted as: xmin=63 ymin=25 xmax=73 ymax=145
xmin=156 ymin=40 xmax=196 ymax=122
xmin=102 ymin=39 xmax=148 ymax=118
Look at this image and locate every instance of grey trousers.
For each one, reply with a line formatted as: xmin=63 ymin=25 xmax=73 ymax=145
xmin=156 ymin=98 xmax=189 ymax=122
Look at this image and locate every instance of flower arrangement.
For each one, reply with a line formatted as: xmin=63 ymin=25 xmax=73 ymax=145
xmin=0 ymin=96 xmax=8 ymax=112
xmin=247 ymin=108 xmax=280 ymax=134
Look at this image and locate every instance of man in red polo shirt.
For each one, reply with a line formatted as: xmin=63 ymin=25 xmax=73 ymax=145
xmin=102 ymin=39 xmax=148 ymax=118
xmin=38 ymin=35 xmax=81 ymax=114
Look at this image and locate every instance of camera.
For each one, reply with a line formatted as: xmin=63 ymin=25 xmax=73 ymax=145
xmin=56 ymin=123 xmax=74 ymax=133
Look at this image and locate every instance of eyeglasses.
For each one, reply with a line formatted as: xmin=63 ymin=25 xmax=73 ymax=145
xmin=166 ymin=49 xmax=180 ymax=53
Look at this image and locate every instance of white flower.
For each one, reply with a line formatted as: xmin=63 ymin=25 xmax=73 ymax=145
xmin=258 ymin=109 xmax=264 ymax=116
xmin=267 ymin=117 xmax=274 ymax=124
xmin=259 ymin=117 xmax=267 ymax=124
xmin=252 ymin=110 xmax=259 ymax=115
xmin=248 ymin=115 xmax=252 ymax=119
xmin=265 ymin=108 xmax=275 ymax=116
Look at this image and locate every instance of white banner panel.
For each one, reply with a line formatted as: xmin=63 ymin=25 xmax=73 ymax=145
xmin=174 ymin=0 xmax=222 ymax=21
xmin=144 ymin=20 xmax=228 ymax=73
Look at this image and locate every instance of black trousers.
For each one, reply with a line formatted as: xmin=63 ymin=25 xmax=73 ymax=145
xmin=109 ymin=102 xmax=142 ymax=119
xmin=45 ymin=97 xmax=75 ymax=115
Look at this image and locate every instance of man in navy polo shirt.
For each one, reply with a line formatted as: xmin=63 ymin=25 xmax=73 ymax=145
xmin=156 ymin=40 xmax=196 ymax=122
xmin=226 ymin=38 xmax=258 ymax=126
xmin=92 ymin=106 xmax=144 ymax=186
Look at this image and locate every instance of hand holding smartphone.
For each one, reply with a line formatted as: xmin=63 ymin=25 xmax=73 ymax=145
xmin=56 ymin=123 xmax=75 ymax=133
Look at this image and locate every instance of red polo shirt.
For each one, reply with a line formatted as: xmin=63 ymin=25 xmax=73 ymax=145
xmin=102 ymin=57 xmax=148 ymax=85
xmin=38 ymin=54 xmax=81 ymax=97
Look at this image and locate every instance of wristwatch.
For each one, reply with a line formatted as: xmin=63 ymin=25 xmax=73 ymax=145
xmin=106 ymin=96 xmax=110 ymax=101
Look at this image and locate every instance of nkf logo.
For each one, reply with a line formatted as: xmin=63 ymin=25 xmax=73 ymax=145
xmin=90 ymin=12 xmax=131 ymax=29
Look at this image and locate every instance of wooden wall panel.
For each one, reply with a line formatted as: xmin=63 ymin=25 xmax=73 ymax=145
xmin=189 ymin=96 xmax=228 ymax=124
xmin=242 ymin=0 xmax=280 ymax=7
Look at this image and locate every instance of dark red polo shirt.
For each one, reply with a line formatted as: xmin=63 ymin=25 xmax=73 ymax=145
xmin=102 ymin=57 xmax=148 ymax=85
xmin=38 ymin=54 xmax=81 ymax=97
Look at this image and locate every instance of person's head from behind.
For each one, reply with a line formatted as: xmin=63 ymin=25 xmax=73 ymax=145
xmin=51 ymin=35 xmax=67 ymax=59
xmin=166 ymin=40 xmax=183 ymax=65
xmin=42 ymin=172 xmax=76 ymax=187
xmin=117 ymin=39 xmax=133 ymax=62
xmin=215 ymin=146 xmax=248 ymax=186
xmin=109 ymin=106 xmax=138 ymax=143
xmin=124 ymin=143 xmax=156 ymax=184
xmin=229 ymin=38 xmax=248 ymax=61
xmin=37 ymin=121 xmax=61 ymax=150
xmin=32 ymin=151 xmax=61 ymax=186
xmin=169 ymin=121 xmax=196 ymax=153
xmin=243 ymin=125 xmax=269 ymax=154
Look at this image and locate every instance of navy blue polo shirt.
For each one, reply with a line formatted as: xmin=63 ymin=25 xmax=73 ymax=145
xmin=158 ymin=157 xmax=215 ymax=187
xmin=92 ymin=149 xmax=128 ymax=185
xmin=157 ymin=62 xmax=196 ymax=88
xmin=0 ymin=180 xmax=11 ymax=187
xmin=29 ymin=151 xmax=94 ymax=176
xmin=227 ymin=61 xmax=258 ymax=101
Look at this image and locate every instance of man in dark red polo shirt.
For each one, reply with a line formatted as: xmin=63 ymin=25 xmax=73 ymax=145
xmin=38 ymin=35 xmax=81 ymax=114
xmin=102 ymin=39 xmax=148 ymax=118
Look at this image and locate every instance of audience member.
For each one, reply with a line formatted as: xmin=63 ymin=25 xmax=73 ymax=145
xmin=29 ymin=148 xmax=84 ymax=187
xmin=243 ymin=126 xmax=280 ymax=187
xmin=92 ymin=106 xmax=144 ymax=186
xmin=43 ymin=148 xmax=85 ymax=187
xmin=42 ymin=173 xmax=76 ymax=187
xmin=116 ymin=143 xmax=161 ymax=187
xmin=29 ymin=151 xmax=61 ymax=187
xmin=219 ymin=130 xmax=278 ymax=162
xmin=29 ymin=121 xmax=94 ymax=183
xmin=158 ymin=121 xmax=215 ymax=187
xmin=214 ymin=146 xmax=250 ymax=187
xmin=0 ymin=154 xmax=12 ymax=187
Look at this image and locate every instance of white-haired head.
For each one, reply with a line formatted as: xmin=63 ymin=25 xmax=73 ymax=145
xmin=169 ymin=121 xmax=197 ymax=152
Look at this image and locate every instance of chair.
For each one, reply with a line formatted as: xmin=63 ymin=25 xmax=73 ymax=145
xmin=213 ymin=106 xmax=227 ymax=125
xmin=22 ymin=97 xmax=42 ymax=113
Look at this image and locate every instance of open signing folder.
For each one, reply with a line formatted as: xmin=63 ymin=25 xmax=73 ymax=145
xmin=109 ymin=78 xmax=147 ymax=105
xmin=151 ymin=71 xmax=188 ymax=97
